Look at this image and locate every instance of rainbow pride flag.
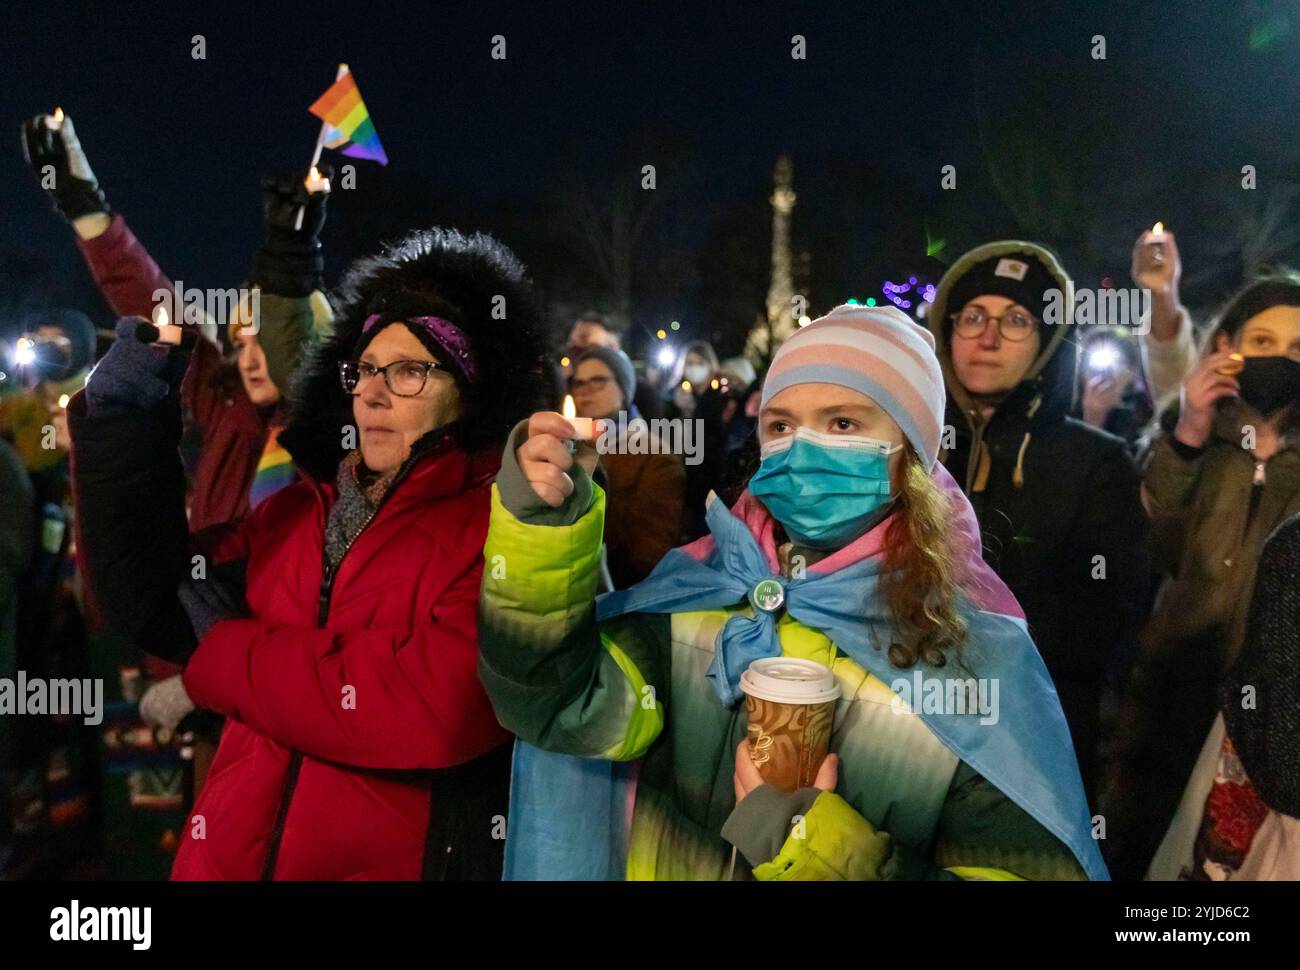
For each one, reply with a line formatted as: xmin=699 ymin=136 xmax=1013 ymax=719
xmin=308 ymin=68 xmax=388 ymax=165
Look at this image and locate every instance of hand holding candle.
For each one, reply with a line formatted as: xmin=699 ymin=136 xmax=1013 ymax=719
xmin=517 ymin=409 xmax=600 ymax=508
xmin=1149 ymin=221 xmax=1165 ymax=262
xmin=304 ymin=164 xmax=331 ymax=194
xmin=1132 ymin=221 xmax=1180 ymax=299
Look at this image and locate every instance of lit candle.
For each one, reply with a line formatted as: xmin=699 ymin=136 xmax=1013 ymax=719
xmin=1149 ymin=221 xmax=1166 ymax=263
xmin=151 ymin=305 xmax=183 ymax=345
xmin=304 ymin=165 xmax=331 ymax=194
xmin=45 ymin=106 xmax=64 ymax=131
xmin=562 ymin=394 xmax=596 ymax=440
xmin=57 ymin=394 xmax=70 ymax=409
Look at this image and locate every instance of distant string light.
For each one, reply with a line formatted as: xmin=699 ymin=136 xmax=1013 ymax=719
xmin=881 ymin=276 xmax=937 ymax=312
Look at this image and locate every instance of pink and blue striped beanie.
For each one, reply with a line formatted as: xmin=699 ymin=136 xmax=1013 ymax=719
xmin=759 ymin=304 xmax=946 ymax=469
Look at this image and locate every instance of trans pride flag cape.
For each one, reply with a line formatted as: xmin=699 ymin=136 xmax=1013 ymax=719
xmin=504 ymin=463 xmax=1109 ymax=881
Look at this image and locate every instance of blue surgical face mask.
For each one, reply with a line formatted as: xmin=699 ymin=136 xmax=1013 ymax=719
xmin=748 ymin=427 xmax=901 ymax=550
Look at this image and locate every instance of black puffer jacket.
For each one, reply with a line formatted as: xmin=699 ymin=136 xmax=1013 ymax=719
xmin=928 ymin=241 xmax=1151 ymax=812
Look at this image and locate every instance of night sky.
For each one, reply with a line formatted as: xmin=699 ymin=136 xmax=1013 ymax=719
xmin=4 ymin=0 xmax=1300 ymax=356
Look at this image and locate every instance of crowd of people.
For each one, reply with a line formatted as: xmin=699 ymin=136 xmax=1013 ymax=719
xmin=2 ymin=110 xmax=1298 ymax=882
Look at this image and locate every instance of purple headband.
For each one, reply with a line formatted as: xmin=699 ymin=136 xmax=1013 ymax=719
xmin=362 ymin=313 xmax=478 ymax=384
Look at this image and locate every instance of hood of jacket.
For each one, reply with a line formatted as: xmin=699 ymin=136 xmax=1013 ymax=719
xmin=277 ymin=227 xmax=549 ymax=483
xmin=928 ymin=240 xmax=1079 ymax=438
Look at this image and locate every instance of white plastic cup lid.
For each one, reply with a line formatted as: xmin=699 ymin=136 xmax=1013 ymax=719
xmin=739 ymin=657 xmax=841 ymax=705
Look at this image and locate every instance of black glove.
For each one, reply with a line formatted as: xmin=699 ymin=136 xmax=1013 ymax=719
xmin=177 ymin=570 xmax=248 ymax=642
xmin=84 ymin=317 xmax=191 ymax=418
xmin=248 ymin=167 xmax=332 ymax=297
xmin=20 ymin=113 xmax=110 ymax=221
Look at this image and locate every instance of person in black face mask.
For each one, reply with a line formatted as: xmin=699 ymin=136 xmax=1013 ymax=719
xmin=1105 ymin=274 xmax=1300 ymax=881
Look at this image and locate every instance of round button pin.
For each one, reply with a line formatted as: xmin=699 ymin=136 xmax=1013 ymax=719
xmin=751 ymin=578 xmax=785 ymax=613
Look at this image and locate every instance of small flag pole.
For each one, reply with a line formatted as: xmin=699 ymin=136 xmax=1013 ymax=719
xmin=295 ymin=62 xmax=349 ymax=231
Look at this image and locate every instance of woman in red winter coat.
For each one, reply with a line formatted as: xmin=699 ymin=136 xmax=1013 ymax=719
xmin=69 ymin=228 xmax=548 ymax=879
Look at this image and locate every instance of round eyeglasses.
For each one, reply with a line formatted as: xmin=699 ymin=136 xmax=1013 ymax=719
xmin=950 ymin=307 xmax=1038 ymax=342
xmin=339 ymin=359 xmax=441 ymax=397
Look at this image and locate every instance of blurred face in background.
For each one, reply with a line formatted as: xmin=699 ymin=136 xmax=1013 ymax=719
xmin=232 ymin=329 xmax=281 ymax=407
xmin=352 ymin=323 xmax=462 ymax=476
xmin=683 ymin=350 xmax=713 ymax=392
xmin=570 ymin=358 xmax=623 ymax=419
xmin=949 ymin=294 xmax=1042 ymax=399
xmin=565 ymin=321 xmax=619 ymax=375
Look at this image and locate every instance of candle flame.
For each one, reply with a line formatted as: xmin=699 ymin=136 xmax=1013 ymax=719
xmin=58 ymin=394 xmax=70 ymax=409
xmin=309 ymin=166 xmax=321 ymax=181
xmin=1152 ymin=221 xmax=1164 ymax=237
xmin=562 ymin=394 xmax=576 ymax=419
xmin=154 ymin=305 xmax=169 ymax=328
xmin=53 ymin=107 xmax=64 ymax=122
xmin=681 ymin=380 xmax=692 ymax=392
xmin=710 ymin=378 xmax=720 ymax=390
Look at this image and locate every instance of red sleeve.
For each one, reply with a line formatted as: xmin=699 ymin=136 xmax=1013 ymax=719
xmin=74 ymin=214 xmax=174 ymax=318
xmin=75 ymin=214 xmax=227 ymax=433
xmin=181 ymin=555 xmax=507 ymax=771
xmin=180 ymin=334 xmax=227 ymax=434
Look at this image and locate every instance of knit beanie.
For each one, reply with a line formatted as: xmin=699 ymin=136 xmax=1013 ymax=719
xmin=759 ymin=304 xmax=946 ymax=469
xmin=940 ymin=242 xmax=1066 ymax=339
xmin=577 ymin=346 xmax=636 ymax=408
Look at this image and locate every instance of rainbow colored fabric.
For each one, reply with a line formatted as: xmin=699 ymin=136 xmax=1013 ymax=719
xmin=249 ymin=427 xmax=297 ymax=510
xmin=308 ymin=70 xmax=388 ymax=165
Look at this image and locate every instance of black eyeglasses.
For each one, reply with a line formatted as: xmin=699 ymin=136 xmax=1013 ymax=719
xmin=339 ymin=359 xmax=441 ymax=397
xmin=951 ymin=307 xmax=1037 ymax=342
xmin=568 ymin=375 xmax=613 ymax=393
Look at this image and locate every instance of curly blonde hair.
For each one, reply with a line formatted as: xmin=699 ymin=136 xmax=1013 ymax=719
xmin=879 ymin=446 xmax=969 ymax=669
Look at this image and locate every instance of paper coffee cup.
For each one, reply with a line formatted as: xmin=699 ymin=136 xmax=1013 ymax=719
xmin=740 ymin=657 xmax=840 ymax=792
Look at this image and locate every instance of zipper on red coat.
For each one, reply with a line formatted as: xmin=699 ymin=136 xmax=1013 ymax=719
xmin=256 ymin=453 xmax=425 ymax=880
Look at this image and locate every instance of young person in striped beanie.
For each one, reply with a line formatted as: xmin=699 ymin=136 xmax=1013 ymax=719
xmin=477 ymin=302 xmax=1108 ymax=881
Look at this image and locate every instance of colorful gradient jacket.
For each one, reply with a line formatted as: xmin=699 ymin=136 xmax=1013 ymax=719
xmin=479 ymin=424 xmax=1104 ymax=880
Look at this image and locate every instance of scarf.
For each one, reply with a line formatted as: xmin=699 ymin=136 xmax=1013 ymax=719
xmin=505 ymin=464 xmax=1107 ymax=881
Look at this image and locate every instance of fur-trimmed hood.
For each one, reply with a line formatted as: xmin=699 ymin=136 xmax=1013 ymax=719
xmin=279 ymin=227 xmax=549 ymax=482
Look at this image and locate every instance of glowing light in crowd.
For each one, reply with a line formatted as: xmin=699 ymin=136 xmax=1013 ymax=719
xmin=1088 ymin=344 xmax=1120 ymax=372
xmin=798 ymin=315 xmax=811 ymax=327
xmin=681 ymin=381 xmax=692 ymax=392
xmin=1152 ymin=221 xmax=1164 ymax=238
xmin=670 ymin=321 xmax=680 ymax=331
xmin=154 ymin=306 xmax=169 ymax=328
xmin=656 ymin=346 xmax=675 ymax=366
xmin=45 ymin=106 xmax=64 ymax=130
xmin=656 ymin=329 xmax=667 ymax=339
xmin=559 ymin=356 xmax=570 ymax=367
xmin=58 ymin=394 xmax=70 ymax=409
xmin=710 ymin=379 xmax=720 ymax=390
xmin=865 ymin=298 xmax=876 ymax=306
xmin=15 ymin=338 xmax=36 ymax=366
xmin=845 ymin=298 xmax=861 ymax=306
